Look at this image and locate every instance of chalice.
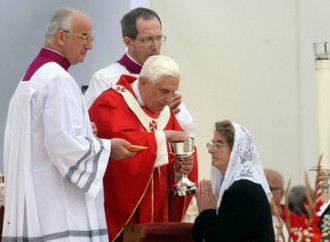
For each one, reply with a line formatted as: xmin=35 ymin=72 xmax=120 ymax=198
xmin=170 ymin=138 xmax=196 ymax=196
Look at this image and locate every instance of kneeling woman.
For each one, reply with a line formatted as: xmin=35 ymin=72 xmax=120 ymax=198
xmin=193 ymin=120 xmax=274 ymax=241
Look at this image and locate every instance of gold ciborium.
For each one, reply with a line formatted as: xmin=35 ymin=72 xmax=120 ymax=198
xmin=170 ymin=138 xmax=196 ymax=196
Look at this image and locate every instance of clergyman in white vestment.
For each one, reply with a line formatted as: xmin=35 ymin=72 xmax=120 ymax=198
xmin=84 ymin=7 xmax=196 ymax=138
xmin=2 ymin=8 xmax=134 ymax=242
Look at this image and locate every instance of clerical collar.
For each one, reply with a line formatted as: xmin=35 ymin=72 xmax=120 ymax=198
xmin=23 ymin=48 xmax=71 ymax=81
xmin=117 ymin=53 xmax=142 ymax=74
xmin=132 ymin=79 xmax=145 ymax=107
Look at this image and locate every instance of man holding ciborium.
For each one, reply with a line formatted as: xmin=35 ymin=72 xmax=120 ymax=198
xmin=89 ymin=55 xmax=198 ymax=242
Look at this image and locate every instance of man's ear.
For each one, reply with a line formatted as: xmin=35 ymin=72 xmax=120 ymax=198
xmin=138 ymin=76 xmax=149 ymax=92
xmin=56 ymin=29 xmax=66 ymax=46
xmin=123 ymin=36 xmax=133 ymax=47
xmin=139 ymin=76 xmax=146 ymax=85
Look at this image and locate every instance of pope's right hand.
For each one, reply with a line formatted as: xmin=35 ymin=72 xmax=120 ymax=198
xmin=169 ymin=93 xmax=182 ymax=114
xmin=110 ymin=138 xmax=136 ymax=160
xmin=164 ymin=130 xmax=189 ymax=143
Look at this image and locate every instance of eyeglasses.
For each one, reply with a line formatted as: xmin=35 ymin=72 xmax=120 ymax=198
xmin=269 ymin=186 xmax=283 ymax=192
xmin=135 ymin=35 xmax=167 ymax=45
xmin=206 ymin=141 xmax=227 ymax=150
xmin=63 ymin=30 xmax=95 ymax=42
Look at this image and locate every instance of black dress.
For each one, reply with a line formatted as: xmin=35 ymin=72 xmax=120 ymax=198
xmin=193 ymin=179 xmax=275 ymax=242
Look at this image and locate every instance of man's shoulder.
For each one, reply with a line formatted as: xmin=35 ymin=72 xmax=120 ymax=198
xmin=92 ymin=87 xmax=122 ymax=107
xmin=93 ymin=62 xmax=130 ymax=77
xmin=31 ymin=62 xmax=71 ymax=89
xmin=39 ymin=61 xmax=69 ymax=75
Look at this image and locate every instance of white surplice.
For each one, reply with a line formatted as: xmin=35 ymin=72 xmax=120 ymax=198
xmin=3 ymin=62 xmax=111 ymax=242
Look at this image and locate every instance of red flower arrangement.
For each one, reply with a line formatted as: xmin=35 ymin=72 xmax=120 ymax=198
xmin=274 ymin=155 xmax=330 ymax=241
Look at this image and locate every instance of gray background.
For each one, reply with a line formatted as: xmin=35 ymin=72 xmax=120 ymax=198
xmin=0 ymin=1 xmax=148 ymax=171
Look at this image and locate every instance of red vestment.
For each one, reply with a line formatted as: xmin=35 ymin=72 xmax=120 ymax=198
xmin=89 ymin=75 xmax=198 ymax=241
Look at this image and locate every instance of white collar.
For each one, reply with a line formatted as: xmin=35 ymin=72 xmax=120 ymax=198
xmin=126 ymin=52 xmax=143 ymax=67
xmin=132 ymin=79 xmax=145 ymax=107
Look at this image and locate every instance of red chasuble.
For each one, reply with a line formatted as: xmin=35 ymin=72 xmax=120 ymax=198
xmin=89 ymin=75 xmax=198 ymax=241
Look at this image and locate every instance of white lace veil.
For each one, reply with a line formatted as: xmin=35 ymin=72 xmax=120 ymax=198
xmin=210 ymin=123 xmax=272 ymax=211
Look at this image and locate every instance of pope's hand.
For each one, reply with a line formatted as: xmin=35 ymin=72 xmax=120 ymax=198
xmin=169 ymin=93 xmax=182 ymax=114
xmin=91 ymin=122 xmax=97 ymax=136
xmin=110 ymin=138 xmax=136 ymax=160
xmin=177 ymin=155 xmax=194 ymax=175
xmin=164 ymin=130 xmax=188 ymax=143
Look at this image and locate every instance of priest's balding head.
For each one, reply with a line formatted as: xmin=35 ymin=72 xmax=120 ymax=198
xmin=264 ymin=168 xmax=285 ymax=208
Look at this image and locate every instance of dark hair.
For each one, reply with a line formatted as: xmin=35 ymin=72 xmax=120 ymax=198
xmin=288 ymin=185 xmax=312 ymax=216
xmin=215 ymin=120 xmax=235 ymax=150
xmin=120 ymin=7 xmax=162 ymax=39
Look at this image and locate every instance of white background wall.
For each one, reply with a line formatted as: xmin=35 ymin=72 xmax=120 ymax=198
xmin=152 ymin=0 xmax=330 ymax=186
xmin=1 ymin=0 xmax=329 ymax=187
xmin=153 ymin=0 xmax=303 ymax=185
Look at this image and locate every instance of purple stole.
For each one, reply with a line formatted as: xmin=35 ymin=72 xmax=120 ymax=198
xmin=117 ymin=53 xmax=142 ymax=74
xmin=23 ymin=48 xmax=70 ymax=81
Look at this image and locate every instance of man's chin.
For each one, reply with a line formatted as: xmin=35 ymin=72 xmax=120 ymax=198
xmin=149 ymin=52 xmax=159 ymax=57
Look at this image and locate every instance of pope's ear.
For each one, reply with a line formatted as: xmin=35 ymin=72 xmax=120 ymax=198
xmin=138 ymin=76 xmax=149 ymax=92
xmin=139 ymin=76 xmax=148 ymax=86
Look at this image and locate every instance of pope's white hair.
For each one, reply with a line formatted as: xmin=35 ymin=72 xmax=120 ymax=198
xmin=140 ymin=55 xmax=180 ymax=83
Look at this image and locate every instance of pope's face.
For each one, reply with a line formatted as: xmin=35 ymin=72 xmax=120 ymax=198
xmin=139 ymin=76 xmax=179 ymax=113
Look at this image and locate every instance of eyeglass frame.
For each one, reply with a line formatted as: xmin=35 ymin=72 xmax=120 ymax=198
xmin=206 ymin=141 xmax=227 ymax=150
xmin=269 ymin=186 xmax=284 ymax=192
xmin=134 ymin=35 xmax=167 ymax=44
xmin=62 ymin=30 xmax=95 ymax=42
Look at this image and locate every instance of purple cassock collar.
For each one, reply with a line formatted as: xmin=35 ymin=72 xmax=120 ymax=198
xmin=117 ymin=53 xmax=142 ymax=74
xmin=22 ymin=48 xmax=71 ymax=81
